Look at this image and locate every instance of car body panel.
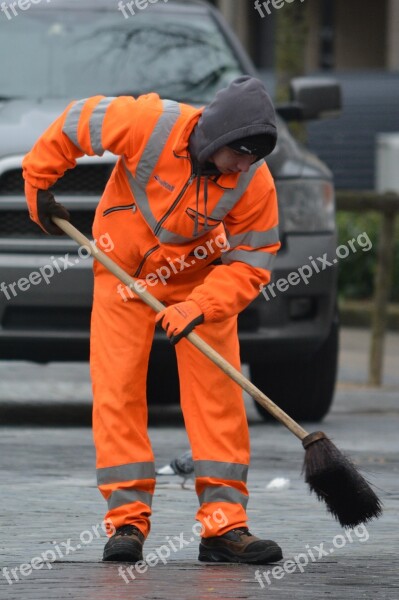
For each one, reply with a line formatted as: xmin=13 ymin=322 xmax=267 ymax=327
xmin=0 ymin=0 xmax=338 ymax=369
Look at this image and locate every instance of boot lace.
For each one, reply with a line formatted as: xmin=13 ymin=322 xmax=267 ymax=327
xmin=115 ymin=525 xmax=141 ymax=537
xmin=230 ymin=527 xmax=252 ymax=537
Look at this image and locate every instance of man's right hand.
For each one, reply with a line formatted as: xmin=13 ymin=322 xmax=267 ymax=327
xmin=24 ymin=181 xmax=71 ymax=235
xmin=36 ymin=189 xmax=70 ymax=235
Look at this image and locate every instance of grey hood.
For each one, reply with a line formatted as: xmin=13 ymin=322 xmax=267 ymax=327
xmin=189 ymin=76 xmax=277 ymax=165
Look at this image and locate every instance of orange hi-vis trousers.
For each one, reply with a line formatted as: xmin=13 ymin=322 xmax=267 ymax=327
xmin=91 ymin=261 xmax=251 ymax=539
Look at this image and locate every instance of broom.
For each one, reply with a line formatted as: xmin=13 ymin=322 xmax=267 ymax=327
xmin=53 ymin=217 xmax=383 ymax=528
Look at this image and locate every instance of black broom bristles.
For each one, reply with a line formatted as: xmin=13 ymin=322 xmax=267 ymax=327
xmin=302 ymin=432 xmax=383 ymax=528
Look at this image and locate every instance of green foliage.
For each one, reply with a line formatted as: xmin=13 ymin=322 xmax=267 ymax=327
xmin=275 ymin=2 xmax=308 ymax=103
xmin=337 ymin=211 xmax=399 ymax=301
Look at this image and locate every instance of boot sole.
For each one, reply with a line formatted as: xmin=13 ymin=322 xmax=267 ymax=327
xmin=198 ymin=544 xmax=283 ymax=565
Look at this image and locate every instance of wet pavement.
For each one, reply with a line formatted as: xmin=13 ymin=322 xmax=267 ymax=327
xmin=0 ymin=328 xmax=398 ymax=599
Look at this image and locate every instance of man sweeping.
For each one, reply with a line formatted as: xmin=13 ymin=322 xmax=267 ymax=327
xmin=22 ymin=76 xmax=283 ymax=564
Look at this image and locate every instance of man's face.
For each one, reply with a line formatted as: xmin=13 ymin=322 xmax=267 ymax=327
xmin=210 ymin=146 xmax=258 ymax=174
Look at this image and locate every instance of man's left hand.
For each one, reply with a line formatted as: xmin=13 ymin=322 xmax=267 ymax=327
xmin=156 ymin=300 xmax=204 ymax=345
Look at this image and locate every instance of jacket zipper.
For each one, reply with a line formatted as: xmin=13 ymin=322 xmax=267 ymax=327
xmin=103 ymin=202 xmax=159 ymax=278
xmin=153 ymin=170 xmax=196 ymax=237
xmin=103 ymin=203 xmax=136 ymax=216
xmin=133 ymin=244 xmax=160 ymax=278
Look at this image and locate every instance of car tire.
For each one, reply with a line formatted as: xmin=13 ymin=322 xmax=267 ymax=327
xmin=250 ymin=313 xmax=339 ymax=423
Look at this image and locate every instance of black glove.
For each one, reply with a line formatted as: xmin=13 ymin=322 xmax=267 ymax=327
xmin=36 ymin=189 xmax=70 ymax=236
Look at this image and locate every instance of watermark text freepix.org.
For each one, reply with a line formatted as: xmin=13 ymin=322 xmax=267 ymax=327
xmin=2 ymin=519 xmax=115 ymax=585
xmin=0 ymin=233 xmax=114 ymax=301
xmin=118 ymin=507 xmax=228 ymax=583
xmin=0 ymin=0 xmax=50 ymax=21
xmin=255 ymin=524 xmax=370 ymax=587
xmin=117 ymin=233 xmax=229 ymax=301
xmin=254 ymin=0 xmax=305 ymax=19
xmin=259 ymin=231 xmax=372 ymax=301
xmin=118 ymin=0 xmax=168 ymax=19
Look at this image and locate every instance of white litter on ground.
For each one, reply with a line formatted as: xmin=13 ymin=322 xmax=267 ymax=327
xmin=265 ymin=477 xmax=290 ymax=491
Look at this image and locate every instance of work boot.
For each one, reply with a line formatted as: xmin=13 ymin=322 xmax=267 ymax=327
xmin=103 ymin=524 xmax=144 ymax=562
xmin=198 ymin=527 xmax=283 ymax=564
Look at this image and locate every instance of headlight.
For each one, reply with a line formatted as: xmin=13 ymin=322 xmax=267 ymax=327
xmin=275 ymin=179 xmax=335 ymax=233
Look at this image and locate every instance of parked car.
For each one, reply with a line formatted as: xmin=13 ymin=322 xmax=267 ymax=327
xmin=0 ymin=0 xmax=341 ymax=421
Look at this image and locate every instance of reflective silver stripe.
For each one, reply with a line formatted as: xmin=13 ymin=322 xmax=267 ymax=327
xmin=227 ymin=226 xmax=279 ymax=250
xmin=135 ymin=99 xmax=181 ymax=187
xmin=108 ymin=489 xmax=153 ymax=510
xmin=89 ymin=97 xmax=116 ymax=155
xmin=157 ymin=227 xmax=193 ymax=244
xmin=194 ymin=460 xmax=248 ymax=483
xmin=198 ymin=486 xmax=248 ymax=508
xmin=97 ymin=462 xmax=155 ymax=485
xmin=222 ymin=249 xmax=276 ymax=269
xmin=123 ymin=160 xmax=158 ymax=232
xmin=62 ymin=98 xmax=88 ymax=151
xmin=123 ymin=99 xmax=181 ymax=234
xmin=209 ymin=162 xmax=261 ymax=223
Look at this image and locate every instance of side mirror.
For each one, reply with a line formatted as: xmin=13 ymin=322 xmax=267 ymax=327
xmin=277 ymin=77 xmax=342 ymax=121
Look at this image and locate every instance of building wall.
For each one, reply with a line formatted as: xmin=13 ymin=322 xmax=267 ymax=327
xmin=304 ymin=0 xmax=322 ymax=72
xmin=334 ymin=0 xmax=387 ymax=69
xmin=387 ymin=0 xmax=399 ymax=70
xmin=214 ymin=0 xmax=398 ymax=72
xmin=216 ymin=0 xmax=252 ymax=54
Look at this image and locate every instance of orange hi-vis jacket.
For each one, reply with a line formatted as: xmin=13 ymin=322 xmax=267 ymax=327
xmin=23 ymin=93 xmax=280 ymax=322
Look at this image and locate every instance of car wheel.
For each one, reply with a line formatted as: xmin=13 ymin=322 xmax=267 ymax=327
xmin=250 ymin=313 xmax=339 ymax=423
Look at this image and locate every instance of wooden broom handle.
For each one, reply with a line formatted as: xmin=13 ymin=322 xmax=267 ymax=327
xmin=53 ymin=217 xmax=309 ymax=441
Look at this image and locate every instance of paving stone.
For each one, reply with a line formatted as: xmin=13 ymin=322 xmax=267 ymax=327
xmin=1 ymin=397 xmax=398 ymax=600
xmin=1 ymin=328 xmax=398 ymax=598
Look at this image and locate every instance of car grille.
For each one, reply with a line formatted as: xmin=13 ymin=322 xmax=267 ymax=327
xmin=238 ymin=308 xmax=260 ymax=331
xmin=0 ymin=209 xmax=94 ymax=237
xmin=0 ymin=164 xmax=114 ymax=237
xmin=0 ymin=165 xmax=114 ymax=195
xmin=2 ymin=305 xmax=92 ymax=331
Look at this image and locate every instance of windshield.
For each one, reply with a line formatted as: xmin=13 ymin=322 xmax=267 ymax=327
xmin=0 ymin=6 xmax=242 ymax=103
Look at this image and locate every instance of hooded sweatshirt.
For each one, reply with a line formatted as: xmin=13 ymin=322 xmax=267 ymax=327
xmin=189 ymin=75 xmax=277 ymax=168
xmin=187 ymin=76 xmax=278 ymax=237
